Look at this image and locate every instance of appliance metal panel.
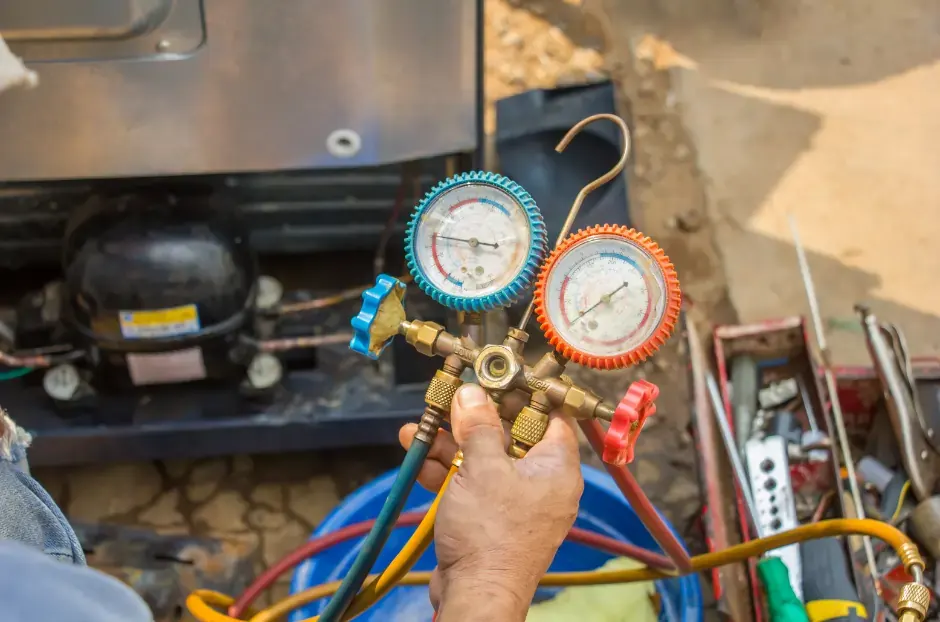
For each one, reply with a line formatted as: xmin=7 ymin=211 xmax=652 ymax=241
xmin=0 ymin=0 xmax=478 ymax=181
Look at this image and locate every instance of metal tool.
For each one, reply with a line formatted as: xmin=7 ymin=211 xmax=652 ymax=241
xmin=745 ymin=435 xmax=803 ymax=600
xmin=517 ymin=113 xmax=631 ymax=331
xmin=857 ymin=306 xmax=940 ymax=501
xmin=788 ymin=215 xmax=881 ymax=601
xmin=708 ymin=371 xmax=811 ymax=620
xmin=732 ymin=356 xmax=760 ymax=459
xmin=706 ymin=371 xmax=763 ymax=536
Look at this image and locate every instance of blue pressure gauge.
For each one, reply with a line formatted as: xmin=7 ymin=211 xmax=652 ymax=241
xmin=404 ymin=171 xmax=547 ymax=312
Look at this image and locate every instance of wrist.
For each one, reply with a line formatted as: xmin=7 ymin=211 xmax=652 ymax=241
xmin=437 ymin=570 xmax=535 ymax=622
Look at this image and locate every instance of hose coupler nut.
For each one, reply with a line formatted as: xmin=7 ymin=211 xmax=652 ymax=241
xmin=508 ymin=405 xmax=550 ymax=459
xmin=425 ymin=369 xmax=463 ymax=412
xmin=897 ymin=582 xmax=930 ymax=622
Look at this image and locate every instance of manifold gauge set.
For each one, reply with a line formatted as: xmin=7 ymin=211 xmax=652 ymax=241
xmin=350 ymin=154 xmax=682 ymax=463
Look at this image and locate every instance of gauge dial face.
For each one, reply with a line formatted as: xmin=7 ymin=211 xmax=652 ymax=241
xmin=543 ymin=234 xmax=669 ymax=359
xmin=412 ymin=183 xmax=533 ymax=299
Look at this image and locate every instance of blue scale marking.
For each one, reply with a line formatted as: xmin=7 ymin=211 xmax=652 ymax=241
xmin=598 ymin=252 xmax=640 ymax=270
xmin=477 ymin=197 xmax=510 ymax=216
xmin=446 ymin=274 xmax=464 ymax=286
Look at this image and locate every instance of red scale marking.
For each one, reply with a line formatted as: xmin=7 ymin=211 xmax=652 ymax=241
xmin=430 ymin=233 xmax=448 ymax=278
xmin=430 ymin=199 xmax=479 ymax=278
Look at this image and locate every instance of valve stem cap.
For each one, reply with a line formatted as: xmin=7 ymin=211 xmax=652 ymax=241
xmin=898 ymin=582 xmax=930 ymax=622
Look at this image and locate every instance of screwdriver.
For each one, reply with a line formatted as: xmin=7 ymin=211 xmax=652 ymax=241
xmin=799 ymin=538 xmax=868 ymax=621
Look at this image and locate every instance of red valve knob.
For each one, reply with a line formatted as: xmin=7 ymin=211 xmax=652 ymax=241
xmin=603 ymin=380 xmax=659 ymax=466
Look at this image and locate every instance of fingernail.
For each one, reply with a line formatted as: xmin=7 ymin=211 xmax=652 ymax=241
xmin=456 ymin=384 xmax=488 ymax=408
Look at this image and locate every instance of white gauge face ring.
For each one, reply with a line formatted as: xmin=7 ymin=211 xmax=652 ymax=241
xmin=413 ymin=183 xmax=533 ymax=299
xmin=543 ymin=235 xmax=668 ymax=358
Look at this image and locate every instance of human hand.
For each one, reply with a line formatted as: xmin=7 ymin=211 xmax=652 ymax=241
xmin=398 ymin=384 xmax=584 ymax=621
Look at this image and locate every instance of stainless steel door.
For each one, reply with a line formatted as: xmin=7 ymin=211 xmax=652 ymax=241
xmin=0 ymin=0 xmax=479 ymax=181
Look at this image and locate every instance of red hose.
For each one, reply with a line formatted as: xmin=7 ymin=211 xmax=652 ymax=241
xmin=229 ymin=510 xmax=675 ymax=617
xmin=579 ymin=420 xmax=694 ymax=574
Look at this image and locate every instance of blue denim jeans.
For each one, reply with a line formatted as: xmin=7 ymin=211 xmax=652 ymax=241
xmin=0 ymin=409 xmax=152 ymax=621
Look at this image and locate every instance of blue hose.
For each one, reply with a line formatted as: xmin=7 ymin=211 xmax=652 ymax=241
xmin=317 ymin=439 xmax=432 ymax=622
xmin=0 ymin=368 xmax=32 ymax=381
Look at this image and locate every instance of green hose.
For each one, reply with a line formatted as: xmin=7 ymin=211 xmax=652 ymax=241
xmin=318 ymin=439 xmax=432 ymax=622
xmin=0 ymin=368 xmax=32 ymax=381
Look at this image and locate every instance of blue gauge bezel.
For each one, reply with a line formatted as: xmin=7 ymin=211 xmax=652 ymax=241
xmin=404 ymin=171 xmax=547 ymax=313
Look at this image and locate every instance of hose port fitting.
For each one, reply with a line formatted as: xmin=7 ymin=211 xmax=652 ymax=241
xmin=474 ymin=344 xmax=522 ymax=392
xmin=424 ymin=369 xmax=463 ymax=412
xmin=897 ymin=582 xmax=930 ymax=622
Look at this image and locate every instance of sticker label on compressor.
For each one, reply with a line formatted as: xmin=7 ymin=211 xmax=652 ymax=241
xmin=119 ymin=304 xmax=201 ymax=339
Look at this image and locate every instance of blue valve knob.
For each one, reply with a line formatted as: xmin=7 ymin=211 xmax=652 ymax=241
xmin=349 ymin=274 xmax=408 ymax=360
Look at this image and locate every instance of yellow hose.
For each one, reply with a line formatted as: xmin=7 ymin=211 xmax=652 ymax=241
xmin=188 ymin=517 xmax=923 ymax=622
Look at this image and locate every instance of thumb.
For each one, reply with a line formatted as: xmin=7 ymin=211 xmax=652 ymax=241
xmin=451 ymin=384 xmax=505 ymax=460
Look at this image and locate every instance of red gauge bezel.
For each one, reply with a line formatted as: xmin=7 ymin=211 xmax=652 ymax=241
xmin=532 ymin=224 xmax=681 ymax=370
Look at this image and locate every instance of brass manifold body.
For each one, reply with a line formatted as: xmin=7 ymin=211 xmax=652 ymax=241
xmin=404 ymin=317 xmax=616 ymax=457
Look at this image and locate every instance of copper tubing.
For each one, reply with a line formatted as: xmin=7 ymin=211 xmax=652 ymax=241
xmin=0 ymin=347 xmax=83 ymax=368
xmin=277 ymin=275 xmax=413 ymax=315
xmin=580 ymin=419 xmax=694 ymax=573
xmin=256 ymin=332 xmax=353 ymax=353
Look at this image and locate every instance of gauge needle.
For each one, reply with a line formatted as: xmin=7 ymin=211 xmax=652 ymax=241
xmin=436 ymin=234 xmax=499 ymax=249
xmin=572 ymin=282 xmax=629 ymax=324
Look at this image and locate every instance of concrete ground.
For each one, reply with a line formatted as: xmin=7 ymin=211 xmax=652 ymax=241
xmin=595 ymin=0 xmax=940 ymax=364
xmin=28 ymin=0 xmax=940 ymax=619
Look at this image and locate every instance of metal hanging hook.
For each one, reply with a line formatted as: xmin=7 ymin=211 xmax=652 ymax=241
xmin=551 ymin=113 xmax=632 ymax=249
xmin=517 ymin=113 xmax=632 ymax=330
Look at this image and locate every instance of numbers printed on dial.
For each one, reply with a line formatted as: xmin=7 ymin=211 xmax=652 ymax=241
xmin=544 ymin=234 xmax=668 ymax=358
xmin=413 ymin=183 xmax=532 ymax=299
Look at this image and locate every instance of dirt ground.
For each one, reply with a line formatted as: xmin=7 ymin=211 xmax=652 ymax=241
xmin=37 ymin=0 xmax=928 ymax=618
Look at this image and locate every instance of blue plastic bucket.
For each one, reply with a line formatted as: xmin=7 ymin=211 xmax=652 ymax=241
xmin=289 ymin=464 xmax=703 ymax=621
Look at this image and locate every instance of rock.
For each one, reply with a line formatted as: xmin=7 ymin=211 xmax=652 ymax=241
xmin=663 ymin=477 xmax=700 ymax=504
xmin=139 ymin=490 xmax=184 ymax=527
xmin=248 ymin=507 xmax=288 ymax=531
xmin=250 ymin=483 xmax=284 ymax=510
xmin=676 ymin=209 xmax=705 ymax=233
xmin=162 ymin=459 xmax=192 ymax=480
xmin=288 ymin=476 xmax=340 ymax=527
xmin=192 ymin=491 xmax=249 ymax=533
xmin=187 ymin=459 xmax=228 ymax=503
xmin=632 ymin=458 xmax=660 ymax=485
xmin=262 ymin=520 xmax=308 ymax=566
xmin=68 ymin=463 xmax=162 ymax=521
xmin=232 ymin=455 xmax=253 ymax=475
xmin=674 ymin=144 xmax=691 ymax=161
xmin=501 ymin=30 xmax=524 ymax=49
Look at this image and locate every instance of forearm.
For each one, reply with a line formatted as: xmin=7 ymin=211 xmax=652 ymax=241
xmin=437 ymin=573 xmax=536 ymax=622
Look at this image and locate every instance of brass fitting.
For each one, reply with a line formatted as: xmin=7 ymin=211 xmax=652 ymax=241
xmin=508 ymin=393 xmax=552 ymax=458
xmin=415 ymin=405 xmax=448 ymax=444
xmin=503 ymin=327 xmax=529 ymax=356
xmin=424 ymin=369 xmax=464 ymax=412
xmin=474 ymin=344 xmax=523 ymax=392
xmin=560 ymin=383 xmax=604 ymax=420
xmin=897 ymin=582 xmax=930 ymax=622
xmin=403 ymin=320 xmax=446 ymax=357
xmin=899 ymin=542 xmax=926 ymax=577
